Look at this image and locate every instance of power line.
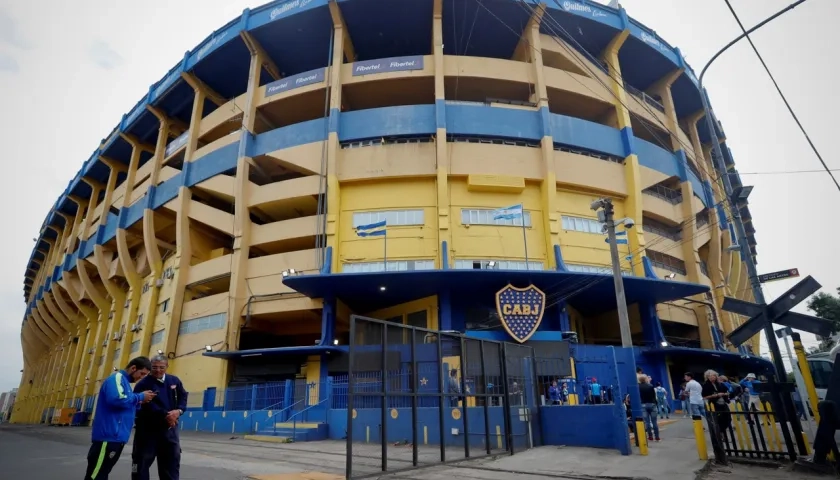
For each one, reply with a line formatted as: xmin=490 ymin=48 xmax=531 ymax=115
xmin=722 ymin=0 xmax=840 ymax=193
xmin=738 ymin=169 xmax=840 ymax=176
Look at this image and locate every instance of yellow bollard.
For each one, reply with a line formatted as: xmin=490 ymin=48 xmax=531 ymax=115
xmin=793 ymin=334 xmax=821 ymax=425
xmin=635 ymin=417 xmax=648 ymax=456
xmin=692 ymin=415 xmax=708 ymax=460
xmin=802 ymin=431 xmax=812 ymax=455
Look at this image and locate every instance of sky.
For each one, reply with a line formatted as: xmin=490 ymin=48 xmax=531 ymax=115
xmin=0 ymin=0 xmax=837 ymax=392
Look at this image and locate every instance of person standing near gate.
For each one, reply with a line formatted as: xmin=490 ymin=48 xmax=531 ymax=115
xmin=447 ymin=369 xmax=461 ymax=407
xmin=590 ymin=378 xmax=602 ymax=404
xmin=131 ymin=355 xmax=188 ymax=480
xmin=84 ymin=356 xmax=155 ymax=480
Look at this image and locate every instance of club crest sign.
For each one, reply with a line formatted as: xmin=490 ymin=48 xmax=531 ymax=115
xmin=495 ymin=284 xmax=546 ymax=343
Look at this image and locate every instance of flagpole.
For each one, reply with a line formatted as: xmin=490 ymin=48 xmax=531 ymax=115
xmin=521 ymin=205 xmax=529 ymax=271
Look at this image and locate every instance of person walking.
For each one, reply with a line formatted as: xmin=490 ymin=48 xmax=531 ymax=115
xmin=131 ymin=355 xmax=188 ymax=480
xmin=684 ymin=372 xmax=705 ymax=417
xmin=84 ymin=357 xmax=155 ymax=480
xmin=679 ymin=382 xmax=690 ymax=417
xmin=639 ymin=376 xmax=661 ymax=442
xmin=654 ymin=382 xmax=670 ymax=419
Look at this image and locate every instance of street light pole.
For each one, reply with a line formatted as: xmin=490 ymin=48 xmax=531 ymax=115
xmin=698 ymin=0 xmax=807 ymax=384
xmin=698 ymin=0 xmax=809 ymax=455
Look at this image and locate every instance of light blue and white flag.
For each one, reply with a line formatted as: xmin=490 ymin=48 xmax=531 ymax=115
xmin=355 ymin=220 xmax=387 ymax=237
xmin=492 ymin=204 xmax=524 ymax=221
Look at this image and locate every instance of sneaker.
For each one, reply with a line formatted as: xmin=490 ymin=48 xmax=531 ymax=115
xmin=647 ymin=435 xmax=653 ymax=441
xmin=655 ymin=437 xmax=661 ymax=442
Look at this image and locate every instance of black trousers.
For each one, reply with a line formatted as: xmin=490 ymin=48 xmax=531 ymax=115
xmin=131 ymin=431 xmax=181 ymax=480
xmin=84 ymin=441 xmax=125 ymax=480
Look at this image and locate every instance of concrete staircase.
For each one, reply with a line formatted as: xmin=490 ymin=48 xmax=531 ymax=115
xmin=246 ymin=422 xmax=329 ymax=443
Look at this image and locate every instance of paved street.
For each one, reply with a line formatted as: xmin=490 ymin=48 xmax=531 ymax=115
xmin=0 ymin=417 xmax=708 ymax=480
xmin=0 ymin=424 xmax=347 ymax=479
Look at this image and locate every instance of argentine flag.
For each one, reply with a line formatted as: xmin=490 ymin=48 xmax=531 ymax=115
xmin=492 ymin=204 xmax=524 ymax=221
xmin=355 ymin=220 xmax=387 ymax=237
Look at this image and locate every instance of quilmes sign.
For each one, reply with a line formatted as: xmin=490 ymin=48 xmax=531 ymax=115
xmin=264 ymin=68 xmax=325 ymax=97
xmin=640 ymin=31 xmax=670 ymax=53
xmin=196 ymin=31 xmax=228 ymax=61
xmin=352 ymin=55 xmax=424 ymax=76
xmin=496 ymin=284 xmax=546 ymax=343
xmin=561 ymin=1 xmax=608 ymax=18
xmin=270 ymin=0 xmax=313 ymax=20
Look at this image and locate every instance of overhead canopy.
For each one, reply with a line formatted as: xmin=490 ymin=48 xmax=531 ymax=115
xmin=644 ymin=346 xmax=775 ymax=375
xmin=282 ymin=269 xmax=710 ymax=314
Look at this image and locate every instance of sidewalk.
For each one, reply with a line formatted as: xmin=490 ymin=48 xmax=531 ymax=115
xmin=352 ymin=417 xmax=708 ymax=480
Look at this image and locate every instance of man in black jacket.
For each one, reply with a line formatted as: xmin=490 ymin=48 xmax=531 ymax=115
xmin=639 ymin=375 xmax=661 ymax=442
xmin=131 ymin=355 xmax=188 ymax=480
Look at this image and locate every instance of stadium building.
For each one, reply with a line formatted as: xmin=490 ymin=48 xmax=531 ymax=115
xmin=14 ymin=0 xmax=771 ymax=429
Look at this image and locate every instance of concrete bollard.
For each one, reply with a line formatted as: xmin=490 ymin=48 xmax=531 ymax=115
xmin=692 ymin=415 xmax=708 ymax=460
xmin=635 ymin=417 xmax=648 ymax=456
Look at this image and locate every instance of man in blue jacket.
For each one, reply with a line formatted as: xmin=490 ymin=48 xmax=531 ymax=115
xmin=131 ymin=355 xmax=188 ymax=480
xmin=84 ymin=356 xmax=156 ymax=480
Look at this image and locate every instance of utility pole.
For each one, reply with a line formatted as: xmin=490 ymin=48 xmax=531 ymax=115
xmin=591 ymin=198 xmax=632 ymax=348
xmin=592 ymin=197 xmax=641 ymax=425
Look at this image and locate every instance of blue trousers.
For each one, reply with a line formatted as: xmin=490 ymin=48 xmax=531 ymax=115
xmin=642 ymin=403 xmax=660 ymax=439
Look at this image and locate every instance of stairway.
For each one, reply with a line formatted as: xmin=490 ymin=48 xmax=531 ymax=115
xmin=253 ymin=421 xmax=329 ymax=442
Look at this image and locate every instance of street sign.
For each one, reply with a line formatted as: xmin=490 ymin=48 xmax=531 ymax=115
xmin=758 ymin=268 xmax=800 ymax=284
xmin=725 ymin=275 xmax=835 ymax=346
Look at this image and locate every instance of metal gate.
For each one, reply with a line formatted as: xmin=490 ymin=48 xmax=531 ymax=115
xmin=345 ymin=315 xmax=539 ymax=478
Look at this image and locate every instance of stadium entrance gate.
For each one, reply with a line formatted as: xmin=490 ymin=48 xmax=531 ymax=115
xmin=345 ymin=315 xmax=540 ymax=478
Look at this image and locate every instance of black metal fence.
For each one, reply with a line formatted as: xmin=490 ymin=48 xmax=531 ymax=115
xmin=345 ymin=315 xmax=539 ymax=479
xmin=703 ymin=384 xmax=805 ymax=462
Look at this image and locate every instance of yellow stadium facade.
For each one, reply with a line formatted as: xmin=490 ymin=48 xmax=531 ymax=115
xmin=13 ymin=0 xmax=766 ymax=426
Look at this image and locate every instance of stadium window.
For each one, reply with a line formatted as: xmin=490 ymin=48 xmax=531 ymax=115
xmin=178 ymin=312 xmax=226 ymax=336
xmin=461 ymin=209 xmax=532 ymax=227
xmin=130 ymin=340 xmax=140 ymax=354
xmin=150 ymin=329 xmax=165 ymax=345
xmin=352 ymin=209 xmax=424 ymax=228
xmin=342 ymin=260 xmax=435 ymax=273
xmin=454 ymin=259 xmax=543 ymax=271
xmin=560 ymin=215 xmax=604 ymax=234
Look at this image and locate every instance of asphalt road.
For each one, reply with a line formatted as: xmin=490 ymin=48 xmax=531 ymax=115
xmin=0 ymin=424 xmax=348 ymax=479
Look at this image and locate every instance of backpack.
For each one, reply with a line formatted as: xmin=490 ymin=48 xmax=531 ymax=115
xmin=730 ymin=383 xmax=743 ymax=399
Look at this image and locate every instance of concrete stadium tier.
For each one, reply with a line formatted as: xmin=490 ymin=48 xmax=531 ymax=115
xmin=14 ymin=0 xmax=763 ymax=424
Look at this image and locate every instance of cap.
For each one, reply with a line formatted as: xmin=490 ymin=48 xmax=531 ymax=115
xmin=746 ymin=373 xmax=756 ymax=379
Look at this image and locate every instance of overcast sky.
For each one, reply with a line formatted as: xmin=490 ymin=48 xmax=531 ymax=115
xmin=0 ymin=0 xmax=837 ymax=392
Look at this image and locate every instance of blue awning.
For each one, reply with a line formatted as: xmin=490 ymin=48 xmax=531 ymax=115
xmin=282 ymin=269 xmax=709 ymax=314
xmin=644 ymin=346 xmax=774 ymax=373
xmin=203 ymin=345 xmax=345 ymax=360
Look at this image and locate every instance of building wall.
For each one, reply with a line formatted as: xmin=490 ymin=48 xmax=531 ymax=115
xmin=13 ymin=0 xmax=759 ymax=423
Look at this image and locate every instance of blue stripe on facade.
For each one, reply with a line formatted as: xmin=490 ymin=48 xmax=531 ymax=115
xmin=620 ymin=126 xmax=635 ymax=157
xmin=328 ymin=108 xmax=340 ymax=134
xmin=434 ymin=99 xmax=446 ymax=130
xmin=31 ymin=104 xmax=717 ymax=301
xmin=674 ymin=150 xmax=688 ymax=181
xmin=539 ymin=106 xmax=551 ymax=138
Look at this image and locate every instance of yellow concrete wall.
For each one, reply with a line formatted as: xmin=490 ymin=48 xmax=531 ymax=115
xmin=339 ymin=179 xmax=438 ymax=268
